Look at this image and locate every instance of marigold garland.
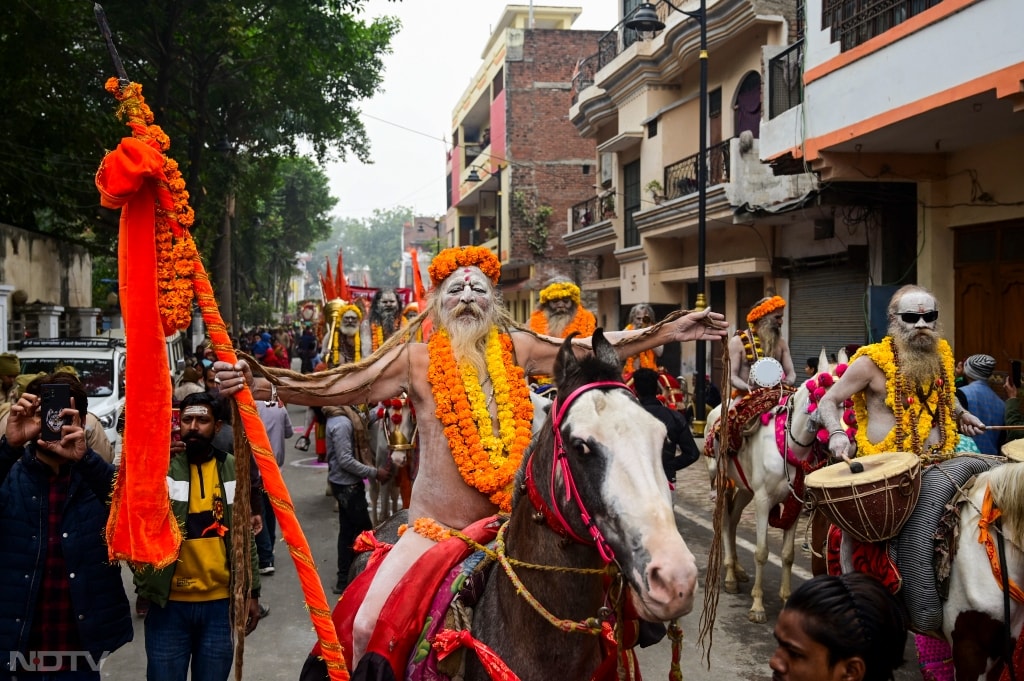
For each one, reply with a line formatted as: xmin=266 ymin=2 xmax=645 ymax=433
xmin=850 ymin=337 xmax=958 ymax=457
xmin=371 ymin=323 xmax=385 ymax=352
xmin=427 ymin=328 xmax=533 ymax=512
xmin=538 ymin=281 xmax=581 ymax=305
xmin=746 ymin=295 xmax=786 ymax=324
xmin=412 ymin=517 xmax=453 ymax=543
xmin=622 ymin=324 xmax=658 ymax=374
xmin=104 ymin=77 xmax=196 ymax=334
xmin=529 ymin=306 xmax=596 ymax=339
xmin=737 ymin=329 xmax=764 ymax=363
xmin=429 ymin=246 xmax=501 ymax=287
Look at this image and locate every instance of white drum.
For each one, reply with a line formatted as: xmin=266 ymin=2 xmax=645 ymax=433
xmin=749 ymin=357 xmax=785 ymax=388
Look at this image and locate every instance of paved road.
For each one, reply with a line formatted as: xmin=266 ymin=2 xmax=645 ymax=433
xmin=100 ymin=403 xmax=919 ymax=680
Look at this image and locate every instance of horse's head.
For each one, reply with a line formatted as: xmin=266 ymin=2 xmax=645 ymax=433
xmin=522 ymin=330 xmax=697 ymax=621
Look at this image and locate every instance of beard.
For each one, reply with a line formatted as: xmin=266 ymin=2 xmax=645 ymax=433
xmin=546 ymin=307 xmax=574 ymax=337
xmin=375 ymin=309 xmax=399 ymax=338
xmin=890 ymin=321 xmax=941 ymax=386
xmin=442 ymin=301 xmax=493 ymax=377
xmin=183 ymin=433 xmax=215 ymax=462
xmin=755 ymin=319 xmax=781 ymax=358
xmin=340 ymin=323 xmax=359 ymax=338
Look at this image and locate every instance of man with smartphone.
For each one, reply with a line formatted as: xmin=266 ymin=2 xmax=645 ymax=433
xmin=0 ymin=372 xmax=133 ymax=678
xmin=959 ymin=353 xmax=1005 ymax=454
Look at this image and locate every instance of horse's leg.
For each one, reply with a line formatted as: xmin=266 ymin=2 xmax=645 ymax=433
xmin=809 ymin=509 xmax=829 ymax=576
xmin=723 ymin=486 xmax=752 ymax=594
xmin=748 ymin=491 xmax=773 ymax=623
xmin=778 ymin=523 xmax=797 ymax=605
xmin=368 ymin=479 xmax=380 ymax=526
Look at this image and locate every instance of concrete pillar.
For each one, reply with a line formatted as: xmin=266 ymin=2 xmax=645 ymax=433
xmin=30 ymin=305 xmax=64 ymax=338
xmin=0 ymin=285 xmax=13 ymax=352
xmin=72 ymin=307 xmax=101 ymax=337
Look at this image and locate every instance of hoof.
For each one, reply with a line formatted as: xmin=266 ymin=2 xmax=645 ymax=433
xmin=748 ymin=609 xmax=767 ymax=624
xmin=734 ymin=566 xmax=750 ymax=583
xmin=725 ymin=580 xmax=739 ymax=594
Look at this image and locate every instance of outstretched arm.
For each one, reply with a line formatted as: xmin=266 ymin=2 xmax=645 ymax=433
xmin=517 ymin=308 xmax=728 ymax=377
xmin=817 ymin=358 xmax=874 ymax=461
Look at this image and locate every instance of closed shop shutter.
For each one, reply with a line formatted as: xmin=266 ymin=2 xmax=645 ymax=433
xmin=788 ymin=265 xmax=868 ymax=366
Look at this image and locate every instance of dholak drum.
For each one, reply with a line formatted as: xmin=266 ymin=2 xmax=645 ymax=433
xmin=1003 ymin=437 xmax=1024 ymax=462
xmin=804 ymin=452 xmax=921 ymax=544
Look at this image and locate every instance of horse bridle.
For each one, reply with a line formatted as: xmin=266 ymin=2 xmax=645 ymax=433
xmin=525 ymin=380 xmax=633 ymax=565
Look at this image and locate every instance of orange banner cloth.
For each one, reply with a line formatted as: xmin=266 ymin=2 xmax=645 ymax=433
xmin=96 ymin=136 xmax=180 ymax=567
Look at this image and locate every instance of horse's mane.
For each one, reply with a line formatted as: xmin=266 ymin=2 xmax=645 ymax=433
xmin=986 ymin=462 xmax=1024 ymax=538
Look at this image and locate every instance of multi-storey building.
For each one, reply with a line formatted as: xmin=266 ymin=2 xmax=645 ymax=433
xmin=760 ymin=0 xmax=1024 ymax=362
xmin=568 ymin=0 xmax=844 ymax=378
xmin=444 ymin=6 xmax=605 ymax=323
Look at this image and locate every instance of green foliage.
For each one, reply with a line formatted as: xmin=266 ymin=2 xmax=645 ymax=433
xmin=511 ymin=191 xmax=552 ymax=256
xmin=307 ymin=207 xmax=413 ymax=291
xmin=0 ymin=1 xmax=399 ymax=258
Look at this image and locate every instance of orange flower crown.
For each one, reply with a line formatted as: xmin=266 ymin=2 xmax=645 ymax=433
xmin=746 ymin=295 xmax=786 ymax=324
xmin=429 ymin=246 xmax=501 ymax=287
xmin=539 ymin=281 xmax=581 ymax=305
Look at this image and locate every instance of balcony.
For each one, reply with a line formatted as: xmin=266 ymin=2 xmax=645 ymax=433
xmin=768 ymin=40 xmax=803 ymax=119
xmin=823 ymin=0 xmax=944 ymax=52
xmin=571 ymin=54 xmax=598 ymax=106
xmin=663 ymin=139 xmax=731 ymax=201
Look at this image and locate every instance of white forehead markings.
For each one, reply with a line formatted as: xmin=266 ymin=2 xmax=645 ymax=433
xmin=183 ymin=406 xmax=211 ymax=417
xmin=897 ymin=292 xmax=935 ymax=314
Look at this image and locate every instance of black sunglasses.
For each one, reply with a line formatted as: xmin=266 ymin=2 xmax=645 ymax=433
xmin=899 ymin=310 xmax=938 ymax=324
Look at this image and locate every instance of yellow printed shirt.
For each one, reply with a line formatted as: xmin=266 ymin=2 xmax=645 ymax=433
xmin=169 ymin=458 xmax=231 ymax=601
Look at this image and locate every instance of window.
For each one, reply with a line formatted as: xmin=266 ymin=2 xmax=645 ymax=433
xmin=623 ymin=160 xmax=641 ymax=248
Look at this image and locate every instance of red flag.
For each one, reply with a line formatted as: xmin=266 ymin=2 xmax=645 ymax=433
xmin=321 ymin=256 xmax=336 ymax=300
xmin=407 ymin=248 xmax=432 ymax=340
xmin=336 ymin=251 xmax=350 ymax=302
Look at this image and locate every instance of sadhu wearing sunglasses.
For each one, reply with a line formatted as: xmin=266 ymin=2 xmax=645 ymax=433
xmin=812 ymin=284 xmax=988 ymax=681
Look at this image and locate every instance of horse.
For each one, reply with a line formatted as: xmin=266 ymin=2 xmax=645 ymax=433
xmin=704 ymin=348 xmax=839 ymax=623
xmin=302 ymin=330 xmax=698 ymax=680
xmin=366 ymin=395 xmax=417 ymax=525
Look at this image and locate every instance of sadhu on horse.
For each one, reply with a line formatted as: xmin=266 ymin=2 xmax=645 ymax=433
xmin=804 ymin=284 xmax=1024 ymax=681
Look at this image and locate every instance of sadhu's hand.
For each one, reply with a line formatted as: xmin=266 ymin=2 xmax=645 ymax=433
xmin=958 ymin=411 xmax=985 ymax=438
xmin=212 ymin=360 xmax=253 ymax=398
xmin=668 ymin=308 xmax=729 ymax=343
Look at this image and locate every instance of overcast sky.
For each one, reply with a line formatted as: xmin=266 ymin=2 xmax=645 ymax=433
xmin=324 ymin=1 xmax=619 ymax=222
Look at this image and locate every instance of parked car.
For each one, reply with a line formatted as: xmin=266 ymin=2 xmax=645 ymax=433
xmin=14 ymin=337 xmax=127 ymax=458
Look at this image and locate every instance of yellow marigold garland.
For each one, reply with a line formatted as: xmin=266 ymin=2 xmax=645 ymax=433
xmin=746 ymin=295 xmax=786 ymax=324
xmin=427 ymin=328 xmax=533 ymax=512
xmin=538 ymin=281 xmax=581 ymax=305
xmin=850 ymin=337 xmax=958 ymax=457
xmin=371 ymin=323 xmax=385 ymax=352
xmin=528 ymin=307 xmax=596 ymax=339
xmin=429 ymin=246 xmax=501 ymax=287
xmin=104 ymin=77 xmax=196 ymax=334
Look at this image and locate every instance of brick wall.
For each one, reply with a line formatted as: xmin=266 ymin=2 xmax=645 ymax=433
xmin=504 ymin=29 xmax=604 ymax=289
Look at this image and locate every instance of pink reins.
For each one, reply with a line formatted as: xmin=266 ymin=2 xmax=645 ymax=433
xmin=525 ymin=380 xmax=633 ymax=564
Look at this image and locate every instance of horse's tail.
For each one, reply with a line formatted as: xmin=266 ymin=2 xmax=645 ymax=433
xmin=984 ymin=461 xmax=1024 ymax=539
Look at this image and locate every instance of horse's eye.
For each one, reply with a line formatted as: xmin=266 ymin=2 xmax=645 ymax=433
xmin=571 ymin=438 xmax=591 ymax=456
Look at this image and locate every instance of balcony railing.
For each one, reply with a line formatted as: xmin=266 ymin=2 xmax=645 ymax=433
xmin=823 ymin=0 xmax=942 ymax=52
xmin=570 ymin=196 xmax=602 ymax=232
xmin=663 ymin=139 xmax=732 ymax=201
xmin=571 ymin=54 xmax=598 ymax=105
xmin=768 ymin=40 xmax=804 ymax=119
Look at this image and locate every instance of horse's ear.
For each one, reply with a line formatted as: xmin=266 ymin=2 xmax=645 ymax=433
xmin=591 ymin=328 xmax=619 ymax=371
xmin=818 ymin=347 xmax=829 ymax=374
xmin=555 ymin=332 xmax=581 ymax=386
xmin=837 ymin=347 xmax=849 ymax=365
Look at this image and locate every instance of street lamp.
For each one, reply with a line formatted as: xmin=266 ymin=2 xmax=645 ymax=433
xmin=625 ymin=0 xmax=710 ymax=431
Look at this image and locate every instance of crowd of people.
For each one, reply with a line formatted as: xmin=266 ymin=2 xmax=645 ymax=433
xmin=3 ymin=246 xmax=1022 ymax=680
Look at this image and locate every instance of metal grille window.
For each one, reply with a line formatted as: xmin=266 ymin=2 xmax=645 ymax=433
xmin=624 ymin=160 xmax=641 ymax=248
xmin=822 ymin=0 xmax=944 ymax=51
xmin=768 ymin=41 xmax=804 ymax=119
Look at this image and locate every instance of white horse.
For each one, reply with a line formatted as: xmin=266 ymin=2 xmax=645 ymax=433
xmin=705 ymin=347 xmax=841 ymax=622
xmin=366 ymin=395 xmax=416 ymax=525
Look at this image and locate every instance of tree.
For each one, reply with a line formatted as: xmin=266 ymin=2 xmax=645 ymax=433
xmin=0 ymin=0 xmax=399 ymax=323
xmin=308 ymin=207 xmax=412 ymax=291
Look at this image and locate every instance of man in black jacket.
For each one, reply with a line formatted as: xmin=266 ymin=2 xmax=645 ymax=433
xmin=0 ymin=373 xmax=132 ymax=678
xmin=632 ymin=368 xmax=701 ymax=483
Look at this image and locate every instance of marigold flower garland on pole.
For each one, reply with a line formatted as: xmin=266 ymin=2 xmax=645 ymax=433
xmin=96 ymin=77 xmax=348 ymax=680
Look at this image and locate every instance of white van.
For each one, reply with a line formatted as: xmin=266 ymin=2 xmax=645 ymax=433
xmin=15 ymin=337 xmax=127 ymax=457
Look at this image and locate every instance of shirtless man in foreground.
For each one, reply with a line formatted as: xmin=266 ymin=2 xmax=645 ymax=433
xmin=214 ymin=246 xmax=728 ymax=670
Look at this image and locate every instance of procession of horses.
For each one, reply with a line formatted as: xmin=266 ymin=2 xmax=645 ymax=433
xmin=326 ymin=335 xmax=1024 ymax=681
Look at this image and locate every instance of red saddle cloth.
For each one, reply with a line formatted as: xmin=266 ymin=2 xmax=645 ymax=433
xmin=315 ymin=516 xmax=501 ymax=678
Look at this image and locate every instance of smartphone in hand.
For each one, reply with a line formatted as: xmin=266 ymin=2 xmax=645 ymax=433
xmin=1012 ymin=359 xmax=1022 ymax=388
xmin=39 ymin=383 xmax=72 ymax=441
xmin=170 ymin=408 xmax=182 ymax=442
